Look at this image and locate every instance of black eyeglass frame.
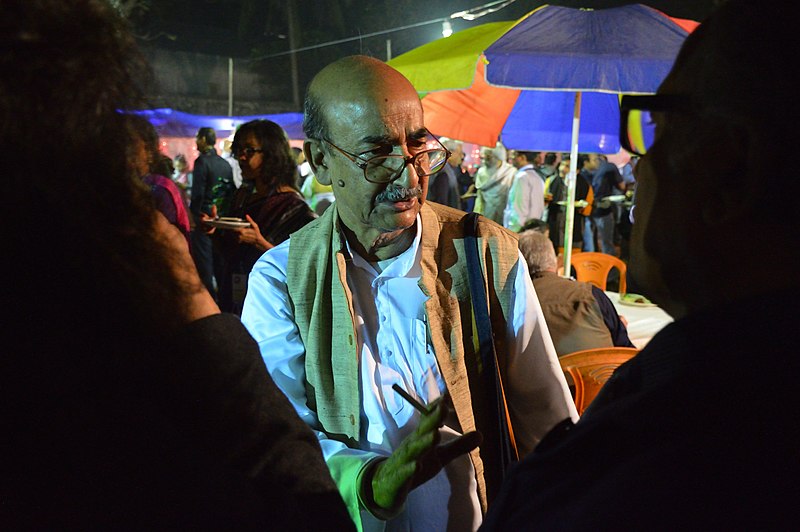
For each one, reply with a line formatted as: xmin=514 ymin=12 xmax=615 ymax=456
xmin=235 ymin=146 xmax=264 ymax=158
xmin=318 ymin=129 xmax=451 ymax=184
xmin=619 ymin=94 xmax=692 ymax=156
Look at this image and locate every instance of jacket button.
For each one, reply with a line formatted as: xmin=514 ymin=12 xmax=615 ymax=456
xmin=349 ymin=414 xmax=356 ymax=425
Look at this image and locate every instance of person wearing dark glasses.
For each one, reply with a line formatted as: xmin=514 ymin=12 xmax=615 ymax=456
xmin=482 ymin=0 xmax=800 ymax=529
xmin=207 ymin=119 xmax=316 ymax=315
xmin=241 ymin=55 xmax=577 ymax=531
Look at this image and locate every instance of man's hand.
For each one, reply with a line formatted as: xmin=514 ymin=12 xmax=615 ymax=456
xmin=460 ymin=184 xmax=477 ymax=200
xmin=367 ymin=396 xmax=482 ymax=512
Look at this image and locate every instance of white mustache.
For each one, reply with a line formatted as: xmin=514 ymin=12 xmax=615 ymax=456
xmin=376 ymin=185 xmax=423 ymax=203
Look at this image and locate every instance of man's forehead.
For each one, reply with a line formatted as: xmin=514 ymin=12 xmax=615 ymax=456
xmin=325 ymin=96 xmax=424 ymax=143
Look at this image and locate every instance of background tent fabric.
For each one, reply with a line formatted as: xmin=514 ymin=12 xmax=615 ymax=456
xmin=134 ymin=108 xmax=305 ymax=140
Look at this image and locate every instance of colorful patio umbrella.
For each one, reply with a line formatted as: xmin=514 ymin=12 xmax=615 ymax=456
xmin=390 ymin=4 xmax=697 ymax=93
xmin=421 ymin=60 xmax=621 ymax=152
xmin=389 ymin=4 xmax=698 ymax=272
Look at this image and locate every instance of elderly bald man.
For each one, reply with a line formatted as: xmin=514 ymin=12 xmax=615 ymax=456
xmin=242 ymin=56 xmax=576 ymax=531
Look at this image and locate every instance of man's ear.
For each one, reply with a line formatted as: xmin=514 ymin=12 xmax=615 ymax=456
xmin=304 ymin=140 xmax=331 ymax=185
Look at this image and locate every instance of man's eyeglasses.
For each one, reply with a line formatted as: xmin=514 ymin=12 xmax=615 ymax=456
xmin=235 ymin=146 xmax=264 ymax=158
xmin=319 ymin=130 xmax=451 ymax=184
xmin=619 ymin=94 xmax=691 ymax=156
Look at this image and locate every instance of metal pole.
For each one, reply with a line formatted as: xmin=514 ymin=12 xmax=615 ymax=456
xmin=288 ymin=0 xmax=301 ymax=110
xmin=562 ymin=91 xmax=582 ymax=278
xmin=386 ymin=38 xmax=392 ymax=61
xmin=227 ymin=57 xmax=233 ymax=117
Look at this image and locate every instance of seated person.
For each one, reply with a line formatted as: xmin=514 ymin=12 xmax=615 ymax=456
xmin=518 ymin=231 xmax=633 ymax=356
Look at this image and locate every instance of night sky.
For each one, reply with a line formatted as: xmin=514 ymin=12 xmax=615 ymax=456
xmin=131 ymin=0 xmax=722 ymax=109
xmin=134 ymin=0 xmax=720 ymax=59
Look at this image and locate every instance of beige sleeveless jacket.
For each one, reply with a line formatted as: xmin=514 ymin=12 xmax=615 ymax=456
xmin=286 ymin=201 xmax=520 ymax=510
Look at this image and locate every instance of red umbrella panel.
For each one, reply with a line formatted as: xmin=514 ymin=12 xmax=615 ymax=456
xmin=422 ymin=60 xmax=621 ymax=153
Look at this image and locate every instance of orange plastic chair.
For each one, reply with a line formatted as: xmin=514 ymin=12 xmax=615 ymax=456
xmin=559 ymin=347 xmax=639 ymax=414
xmin=570 ymin=252 xmax=627 ymax=293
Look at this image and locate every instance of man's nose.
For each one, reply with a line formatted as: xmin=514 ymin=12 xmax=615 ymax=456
xmin=393 ymin=157 xmax=420 ymax=189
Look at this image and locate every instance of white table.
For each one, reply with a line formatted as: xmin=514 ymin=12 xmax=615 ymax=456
xmin=605 ymin=291 xmax=673 ymax=349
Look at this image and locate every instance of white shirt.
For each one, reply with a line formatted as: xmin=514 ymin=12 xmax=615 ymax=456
xmin=242 ymin=214 xmax=576 ymax=531
xmin=222 ymin=151 xmax=243 ymax=189
xmin=504 ymin=164 xmax=545 ymax=232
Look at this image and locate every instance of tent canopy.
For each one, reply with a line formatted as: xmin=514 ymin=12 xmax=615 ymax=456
xmin=134 ymin=108 xmax=305 ymax=139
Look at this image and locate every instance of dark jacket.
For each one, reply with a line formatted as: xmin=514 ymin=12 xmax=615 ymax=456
xmin=191 ymin=148 xmax=234 ymax=220
xmin=481 ymin=290 xmax=800 ymax=530
xmin=3 ymin=314 xmax=354 ymax=531
xmin=532 ymin=271 xmax=632 ymax=356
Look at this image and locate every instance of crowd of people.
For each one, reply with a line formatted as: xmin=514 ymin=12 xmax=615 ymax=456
xmin=419 ymin=140 xmax=636 ymax=266
xmin=4 ymin=0 xmax=797 ymax=530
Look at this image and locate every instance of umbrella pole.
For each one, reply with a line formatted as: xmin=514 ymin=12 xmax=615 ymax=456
xmin=562 ymin=92 xmax=582 ymax=278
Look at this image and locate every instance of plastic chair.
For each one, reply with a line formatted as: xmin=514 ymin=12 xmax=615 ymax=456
xmin=559 ymin=347 xmax=639 ymax=414
xmin=570 ymin=252 xmax=627 ymax=293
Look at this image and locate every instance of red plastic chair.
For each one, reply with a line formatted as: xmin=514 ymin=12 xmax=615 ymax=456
xmin=559 ymin=347 xmax=639 ymax=414
xmin=570 ymin=252 xmax=627 ymax=293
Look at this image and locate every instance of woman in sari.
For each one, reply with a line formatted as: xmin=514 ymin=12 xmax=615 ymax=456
xmin=214 ymin=119 xmax=316 ymax=313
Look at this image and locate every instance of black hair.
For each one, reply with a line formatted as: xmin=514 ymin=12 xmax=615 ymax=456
xmin=126 ymin=114 xmax=162 ymax=173
xmin=197 ymin=127 xmax=217 ymax=146
xmin=232 ymin=119 xmax=299 ymax=195
xmin=3 ymin=0 xmax=195 ymax=353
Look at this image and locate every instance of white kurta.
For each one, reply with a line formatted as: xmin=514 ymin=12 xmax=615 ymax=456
xmin=473 ymin=162 xmax=516 ymax=224
xmin=504 ymin=164 xmax=545 ymax=232
xmin=242 ymin=214 xmax=577 ymax=531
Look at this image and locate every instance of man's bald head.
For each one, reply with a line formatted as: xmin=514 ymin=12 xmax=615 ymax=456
xmin=303 ymin=55 xmax=419 ymax=141
xmin=300 ymin=55 xmax=430 ymax=261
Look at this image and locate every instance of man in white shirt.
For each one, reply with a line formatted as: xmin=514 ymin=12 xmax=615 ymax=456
xmin=472 ymin=143 xmax=516 ymax=224
xmin=504 ymin=150 xmax=545 ymax=232
xmin=222 ymin=137 xmax=243 ymax=189
xmin=241 ymin=55 xmax=577 ymax=531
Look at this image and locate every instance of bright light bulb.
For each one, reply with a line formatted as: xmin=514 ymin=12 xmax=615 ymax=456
xmin=442 ymin=20 xmax=453 ymax=38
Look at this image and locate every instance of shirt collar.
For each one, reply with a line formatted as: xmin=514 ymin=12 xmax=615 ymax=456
xmin=346 ymin=214 xmax=423 ymax=279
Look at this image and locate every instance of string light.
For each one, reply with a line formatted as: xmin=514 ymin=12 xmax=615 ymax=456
xmin=442 ymin=20 xmax=453 ymax=38
xmin=247 ymin=0 xmax=518 ymax=61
